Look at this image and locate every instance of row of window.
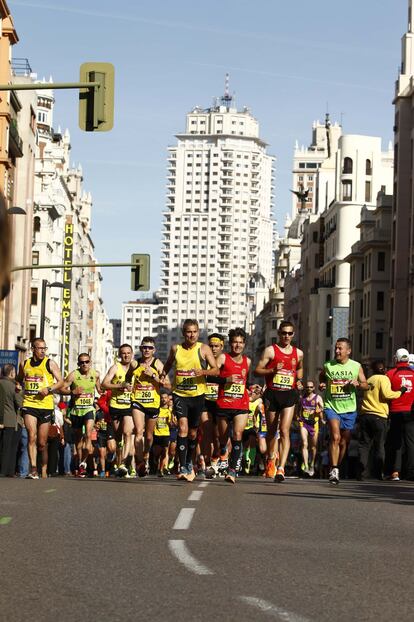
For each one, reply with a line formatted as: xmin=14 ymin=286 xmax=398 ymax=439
xmin=343 ymin=157 xmax=372 ymax=175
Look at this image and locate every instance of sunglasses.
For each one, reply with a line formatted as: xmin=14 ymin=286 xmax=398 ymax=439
xmin=79 ymin=360 xmax=90 ymax=365
xmin=280 ymin=331 xmax=294 ymax=336
xmin=306 ymin=386 xmax=314 ymax=390
xmin=141 ymin=345 xmax=154 ymax=350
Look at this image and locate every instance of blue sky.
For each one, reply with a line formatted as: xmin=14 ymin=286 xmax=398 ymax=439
xmin=9 ymin=0 xmax=408 ymax=317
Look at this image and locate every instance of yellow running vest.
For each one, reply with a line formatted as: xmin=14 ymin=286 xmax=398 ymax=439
xmin=109 ymin=362 xmax=132 ymax=409
xmin=131 ymin=360 xmax=160 ymax=409
xmin=173 ymin=343 xmax=206 ymax=397
xmin=23 ymin=357 xmax=54 ymax=409
xmin=154 ymin=407 xmax=171 ymax=436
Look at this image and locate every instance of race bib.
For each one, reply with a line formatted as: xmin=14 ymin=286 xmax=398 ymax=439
xmin=224 ymin=380 xmax=245 ymax=399
xmin=135 ymin=384 xmax=156 ymax=404
xmin=116 ymin=391 xmax=131 ymax=405
xmin=205 ymin=382 xmax=219 ymax=401
xmin=25 ymin=375 xmax=43 ymax=395
xmin=260 ymin=415 xmax=267 ymax=433
xmin=75 ymin=393 xmax=94 ymax=409
xmin=272 ymin=369 xmax=294 ymax=390
xmin=330 ymin=380 xmax=351 ymax=399
xmin=176 ymin=370 xmax=197 ymax=392
xmin=302 ymin=408 xmax=316 ymax=420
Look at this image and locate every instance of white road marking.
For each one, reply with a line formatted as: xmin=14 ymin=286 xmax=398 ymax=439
xmin=188 ymin=490 xmax=203 ymax=501
xmin=169 ymin=539 xmax=213 ymax=575
xmin=173 ymin=507 xmax=195 ymax=530
xmin=198 ymin=481 xmax=209 ymax=488
xmin=239 ymin=596 xmax=311 ymax=622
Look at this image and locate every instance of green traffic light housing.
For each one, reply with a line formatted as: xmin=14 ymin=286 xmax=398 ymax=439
xmin=79 ymin=62 xmax=114 ymax=132
xmin=131 ymin=254 xmax=150 ymax=291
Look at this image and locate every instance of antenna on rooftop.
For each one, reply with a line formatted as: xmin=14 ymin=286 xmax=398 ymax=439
xmin=221 ymin=73 xmax=233 ymax=107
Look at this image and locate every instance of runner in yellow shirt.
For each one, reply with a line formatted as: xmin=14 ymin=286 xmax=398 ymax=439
xmin=18 ymin=338 xmax=64 ymax=479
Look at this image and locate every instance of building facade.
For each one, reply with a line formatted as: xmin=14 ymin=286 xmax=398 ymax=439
xmin=390 ymin=0 xmax=414 ymax=354
xmin=346 ymin=194 xmax=392 ymax=366
xmin=121 ymin=297 xmax=159 ymax=354
xmin=156 ymin=86 xmax=274 ymax=359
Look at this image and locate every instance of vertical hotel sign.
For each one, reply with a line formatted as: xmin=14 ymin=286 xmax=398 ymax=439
xmin=62 ymin=218 xmax=73 ymax=375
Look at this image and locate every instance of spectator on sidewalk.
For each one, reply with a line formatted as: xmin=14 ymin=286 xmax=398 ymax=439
xmin=0 ymin=364 xmax=23 ymax=477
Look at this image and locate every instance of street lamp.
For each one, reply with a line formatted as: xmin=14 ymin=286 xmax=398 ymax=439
xmin=40 ymin=280 xmax=65 ymax=339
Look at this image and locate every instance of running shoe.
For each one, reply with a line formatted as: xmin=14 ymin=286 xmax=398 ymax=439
xmin=205 ymin=465 xmax=217 ymax=479
xmin=129 ymin=466 xmax=137 ymax=478
xmin=157 ymin=470 xmax=164 ymax=478
xmin=26 ymin=470 xmax=39 ymax=480
xmin=137 ymin=461 xmax=148 ymax=478
xmin=177 ymin=466 xmax=189 ymax=480
xmin=78 ymin=465 xmax=87 ymax=479
xmin=168 ymin=458 xmax=175 ymax=470
xmin=328 ymin=467 xmax=339 ymax=485
xmin=244 ymin=458 xmax=251 ymax=475
xmin=218 ymin=458 xmax=228 ymax=476
xmin=99 ymin=471 xmax=105 ymax=479
xmin=274 ymin=466 xmax=285 ymax=483
xmin=225 ymin=468 xmax=236 ymax=484
xmin=308 ymin=467 xmax=315 ymax=477
xmin=265 ymin=458 xmax=276 ymax=479
xmin=388 ymin=471 xmax=400 ymax=481
xmin=197 ymin=469 xmax=206 ymax=480
xmin=117 ymin=463 xmax=128 ymax=477
xmin=185 ymin=465 xmax=196 ymax=482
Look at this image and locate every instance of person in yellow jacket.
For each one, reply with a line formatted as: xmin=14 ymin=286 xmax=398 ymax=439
xmin=161 ymin=319 xmax=218 ymax=481
xmin=17 ymin=338 xmax=64 ymax=479
xmin=358 ymin=360 xmax=404 ymax=480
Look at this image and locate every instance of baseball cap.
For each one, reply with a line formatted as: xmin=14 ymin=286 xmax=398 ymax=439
xmin=395 ymin=348 xmax=410 ymax=362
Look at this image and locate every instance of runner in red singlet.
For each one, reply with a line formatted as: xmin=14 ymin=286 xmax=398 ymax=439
xmin=254 ymin=320 xmax=304 ymax=482
xmin=216 ymin=327 xmax=251 ymax=484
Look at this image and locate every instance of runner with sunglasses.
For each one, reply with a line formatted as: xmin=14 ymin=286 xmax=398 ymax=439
xmin=62 ymin=354 xmax=102 ymax=477
xmin=254 ymin=320 xmax=304 ymax=482
xmin=131 ymin=337 xmax=170 ymax=477
xmin=18 ymin=338 xmax=64 ymax=479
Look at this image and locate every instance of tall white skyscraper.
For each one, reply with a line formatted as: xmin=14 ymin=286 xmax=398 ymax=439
xmin=157 ymin=81 xmax=274 ymax=359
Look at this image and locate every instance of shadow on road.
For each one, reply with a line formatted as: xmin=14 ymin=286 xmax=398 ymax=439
xmin=246 ymin=481 xmax=414 ymax=506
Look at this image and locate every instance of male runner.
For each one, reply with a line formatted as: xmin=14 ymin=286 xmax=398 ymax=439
xmin=297 ymin=381 xmax=324 ymax=477
xmin=131 ymin=337 xmax=169 ymax=477
xmin=62 ymin=353 xmax=101 ymax=477
xmin=215 ymin=327 xmax=251 ymax=484
xmin=202 ymin=333 xmax=225 ymax=478
xmin=254 ymin=320 xmax=304 ymax=482
xmin=102 ymin=344 xmax=137 ymax=477
xmin=161 ymin=319 xmax=218 ymax=481
xmin=319 ymin=338 xmax=368 ymax=485
xmin=18 ymin=338 xmax=64 ymax=479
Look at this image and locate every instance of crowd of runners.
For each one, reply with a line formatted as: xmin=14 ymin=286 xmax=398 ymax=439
xmin=1 ymin=318 xmax=414 ymax=484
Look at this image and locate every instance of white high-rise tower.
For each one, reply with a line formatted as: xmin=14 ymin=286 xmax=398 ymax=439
xmin=156 ymin=79 xmax=274 ymax=358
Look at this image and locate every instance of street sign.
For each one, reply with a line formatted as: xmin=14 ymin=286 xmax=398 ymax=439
xmin=0 ymin=349 xmax=19 ymax=371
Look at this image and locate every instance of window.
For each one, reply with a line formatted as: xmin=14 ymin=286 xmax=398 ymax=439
xmin=366 ymin=159 xmax=372 ymax=175
xmin=31 ymin=287 xmax=38 ymax=306
xmin=342 ymin=180 xmax=352 ymax=201
xmin=29 ymin=324 xmax=37 ymax=343
xmin=343 ymin=157 xmax=353 ymax=174
xmin=32 ymin=251 xmax=39 ymax=266
xmin=312 ymin=231 xmax=318 ymax=243
xmin=377 ymin=291 xmax=384 ymax=311
xmin=378 ymin=252 xmax=385 ymax=271
xmin=33 ymin=216 xmax=41 ymax=233
xmin=375 ymin=332 xmax=383 ymax=350
xmin=365 ymin=181 xmax=371 ymax=202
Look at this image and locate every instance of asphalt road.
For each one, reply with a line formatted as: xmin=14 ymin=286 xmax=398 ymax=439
xmin=1 ymin=475 xmax=414 ymax=622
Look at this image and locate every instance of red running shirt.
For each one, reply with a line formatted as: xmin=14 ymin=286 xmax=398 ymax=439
xmin=217 ymin=353 xmax=249 ymax=411
xmin=265 ymin=345 xmax=299 ymax=392
xmin=386 ymin=365 xmax=414 ymax=412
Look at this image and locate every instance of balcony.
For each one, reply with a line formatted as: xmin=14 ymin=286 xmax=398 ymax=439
xmin=9 ymin=119 xmax=23 ymax=158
